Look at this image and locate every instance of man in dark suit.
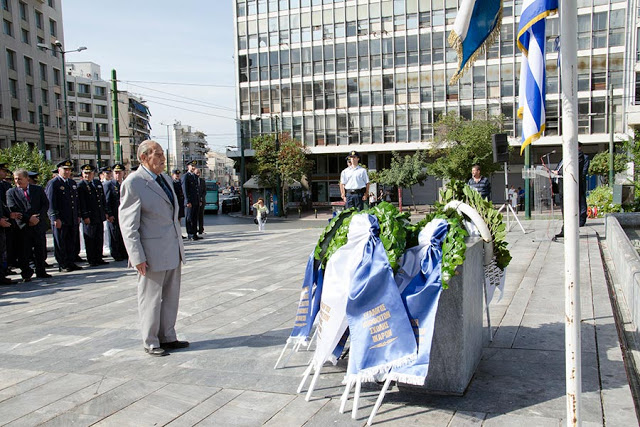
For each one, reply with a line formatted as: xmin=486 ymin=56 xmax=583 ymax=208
xmin=104 ymin=163 xmax=128 ymax=261
xmin=0 ymin=199 xmax=13 ymax=284
xmin=46 ymin=160 xmax=82 ymax=272
xmin=172 ymin=169 xmax=186 ymax=239
xmin=0 ymin=163 xmax=18 ymax=272
xmin=120 ymin=140 xmax=187 ymax=356
xmin=78 ymin=165 xmax=109 ymax=267
xmin=181 ymin=160 xmax=200 ymax=240
xmin=7 ymin=169 xmax=50 ymax=280
xmin=195 ymin=168 xmax=207 ymax=235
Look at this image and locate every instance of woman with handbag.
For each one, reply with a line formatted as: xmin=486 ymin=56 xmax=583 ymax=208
xmin=252 ymin=197 xmax=269 ymax=232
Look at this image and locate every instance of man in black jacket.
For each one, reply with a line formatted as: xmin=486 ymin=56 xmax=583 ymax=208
xmin=78 ymin=165 xmax=109 ymax=266
xmin=7 ymin=169 xmax=50 ymax=280
xmin=195 ymin=168 xmax=207 ymax=235
xmin=181 ymin=161 xmax=200 ymax=240
xmin=104 ymin=163 xmax=128 ymax=261
xmin=46 ymin=160 xmax=82 ymax=272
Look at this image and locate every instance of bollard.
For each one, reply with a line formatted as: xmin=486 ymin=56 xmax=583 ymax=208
xmin=314 ymin=209 xmax=317 ymax=218
xmin=298 ymin=208 xmax=301 ymax=218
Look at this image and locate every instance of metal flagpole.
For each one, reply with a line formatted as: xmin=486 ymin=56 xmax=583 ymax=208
xmin=560 ymin=0 xmax=582 ymax=424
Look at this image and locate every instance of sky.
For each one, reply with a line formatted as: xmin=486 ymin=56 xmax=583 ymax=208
xmin=61 ymin=0 xmax=238 ymax=153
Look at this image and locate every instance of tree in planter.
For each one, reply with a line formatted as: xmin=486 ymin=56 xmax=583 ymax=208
xmin=251 ymin=133 xmax=312 ymax=213
xmin=372 ymin=151 xmax=429 ymax=211
xmin=587 ymin=151 xmax=627 ymax=185
xmin=0 ymin=142 xmax=55 ymax=184
xmin=428 ymin=112 xmax=503 ymax=182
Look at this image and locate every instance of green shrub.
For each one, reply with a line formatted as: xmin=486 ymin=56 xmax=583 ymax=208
xmin=587 ymin=186 xmax=622 ymax=217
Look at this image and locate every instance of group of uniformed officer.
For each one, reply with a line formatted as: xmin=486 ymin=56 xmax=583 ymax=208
xmin=0 ymin=158 xmax=208 ymax=285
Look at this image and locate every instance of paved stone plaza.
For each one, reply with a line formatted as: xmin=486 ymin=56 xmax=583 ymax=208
xmin=0 ymin=217 xmax=636 ymax=426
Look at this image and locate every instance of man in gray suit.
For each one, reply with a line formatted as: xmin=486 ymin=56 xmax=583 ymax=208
xmin=119 ymin=140 xmax=188 ymax=357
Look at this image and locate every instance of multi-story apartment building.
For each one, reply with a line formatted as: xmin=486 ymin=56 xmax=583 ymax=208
xmin=117 ymin=91 xmax=150 ymax=169
xmin=206 ymin=151 xmax=237 ymax=186
xmin=0 ymin=0 xmax=68 ymax=161
xmin=66 ymin=62 xmax=112 ymax=170
xmin=233 ymin=0 xmax=633 ymax=203
xmin=172 ymin=122 xmax=209 ymax=172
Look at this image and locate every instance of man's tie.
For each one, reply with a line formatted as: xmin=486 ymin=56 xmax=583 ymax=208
xmin=23 ymin=188 xmax=30 ymax=202
xmin=156 ymin=175 xmax=175 ymax=206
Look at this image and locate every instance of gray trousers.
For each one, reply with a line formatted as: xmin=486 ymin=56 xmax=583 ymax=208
xmin=137 ymin=265 xmax=181 ymax=349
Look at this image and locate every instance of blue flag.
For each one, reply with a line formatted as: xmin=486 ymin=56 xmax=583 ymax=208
xmin=345 ymin=214 xmax=417 ymax=382
xmin=288 ymin=253 xmax=324 ymax=345
xmin=449 ymin=0 xmax=503 ymax=84
xmin=390 ymin=219 xmax=449 ymax=385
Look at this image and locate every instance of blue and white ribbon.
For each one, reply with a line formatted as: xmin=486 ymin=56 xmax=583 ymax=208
xmin=287 ymin=253 xmax=324 ymax=345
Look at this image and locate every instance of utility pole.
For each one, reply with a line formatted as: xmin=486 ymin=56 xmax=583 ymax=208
xmin=609 ymin=84 xmax=614 ymax=186
xmin=239 ymin=123 xmax=246 ymax=215
xmin=96 ymin=126 xmax=102 ymax=167
xmin=111 ymin=69 xmax=121 ymax=163
xmin=275 ymin=116 xmax=283 ymax=217
xmin=38 ymin=106 xmax=45 ymax=158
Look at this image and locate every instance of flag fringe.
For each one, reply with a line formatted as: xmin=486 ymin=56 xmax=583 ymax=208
xmin=286 ymin=336 xmax=309 ymax=346
xmin=448 ymin=6 xmax=503 ymax=85
xmin=343 ymin=353 xmax=417 ymax=383
xmin=386 ymin=372 xmax=427 ymax=386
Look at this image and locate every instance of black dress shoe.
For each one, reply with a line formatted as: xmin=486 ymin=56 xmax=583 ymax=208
xmin=160 ymin=340 xmax=190 ymax=350
xmin=59 ymin=267 xmax=74 ymax=272
xmin=74 ymin=257 xmax=85 ymax=263
xmin=69 ymin=264 xmax=83 ymax=271
xmin=0 ymin=277 xmax=14 ymax=285
xmin=36 ymin=273 xmax=53 ymax=278
xmin=144 ymin=347 xmax=167 ymax=357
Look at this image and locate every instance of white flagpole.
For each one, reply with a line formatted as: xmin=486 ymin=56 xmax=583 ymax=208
xmin=559 ymin=0 xmax=582 ymax=424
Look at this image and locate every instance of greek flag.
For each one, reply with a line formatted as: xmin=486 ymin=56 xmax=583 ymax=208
xmin=449 ymin=0 xmax=503 ymax=84
xmin=517 ymin=0 xmax=558 ymax=154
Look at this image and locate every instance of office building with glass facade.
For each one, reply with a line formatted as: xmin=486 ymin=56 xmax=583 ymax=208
xmin=233 ymin=0 xmax=632 ymax=203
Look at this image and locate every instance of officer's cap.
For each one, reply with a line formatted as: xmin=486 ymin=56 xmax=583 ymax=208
xmin=99 ymin=166 xmax=112 ymax=173
xmin=112 ymin=163 xmax=124 ymax=172
xmin=81 ymin=164 xmax=95 ymax=173
xmin=186 ymin=160 xmax=197 ymax=166
xmin=51 ymin=168 xmax=58 ymax=174
xmin=57 ymin=160 xmax=73 ymax=169
xmin=347 ymin=150 xmax=360 ymax=158
xmin=172 ymin=169 xmax=181 ymax=174
xmin=28 ymin=171 xmax=39 ymax=177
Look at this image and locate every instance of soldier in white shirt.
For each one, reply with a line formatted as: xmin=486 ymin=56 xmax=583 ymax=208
xmin=340 ymin=151 xmax=369 ymax=211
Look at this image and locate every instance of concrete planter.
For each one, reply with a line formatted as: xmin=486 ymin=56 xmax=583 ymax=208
xmin=400 ymin=238 xmax=485 ymax=395
xmin=606 ymin=213 xmax=640 ymax=336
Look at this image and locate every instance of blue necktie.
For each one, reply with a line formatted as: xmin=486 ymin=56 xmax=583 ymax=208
xmin=156 ymin=175 xmax=174 ymax=206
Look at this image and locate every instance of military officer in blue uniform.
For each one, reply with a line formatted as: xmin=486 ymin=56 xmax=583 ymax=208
xmin=181 ymin=160 xmax=201 ymax=240
xmin=104 ymin=163 xmax=128 ymax=261
xmin=46 ymin=160 xmax=82 ymax=272
xmin=340 ymin=151 xmax=370 ymax=211
xmin=78 ymin=164 xmax=109 ymax=266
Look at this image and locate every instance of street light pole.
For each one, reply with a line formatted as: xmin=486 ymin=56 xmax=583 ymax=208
xmin=275 ymin=116 xmax=283 ymax=217
xmin=37 ymin=40 xmax=86 ymax=161
xmin=239 ymin=122 xmax=247 ymax=215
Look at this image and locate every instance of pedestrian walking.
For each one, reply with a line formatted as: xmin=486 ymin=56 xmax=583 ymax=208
xmin=253 ymin=197 xmax=269 ymax=232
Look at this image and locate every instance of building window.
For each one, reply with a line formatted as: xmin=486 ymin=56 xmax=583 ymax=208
xmin=43 ymin=114 xmax=49 ymax=126
xmin=3 ymin=19 xmax=13 ymax=37
xmin=49 ymin=43 xmax=58 ymax=58
xmin=2 ymin=0 xmax=9 ymax=11
xmin=28 ymin=111 xmax=35 ymax=124
xmin=24 ymin=56 xmax=32 ymax=76
xmin=78 ymin=84 xmax=90 ymax=94
xmin=68 ymin=101 xmax=75 ymax=113
xmin=67 ymin=81 xmax=74 ymax=92
xmin=96 ymin=104 xmax=107 ymax=115
xmin=39 ymin=63 xmax=47 ymax=81
xmin=49 ymin=18 xmax=57 ymax=37
xmin=19 ymin=2 xmax=28 ymax=21
xmin=79 ymin=103 xmax=91 ymax=113
xmin=95 ymin=86 xmax=106 ymax=97
xmin=36 ymin=36 xmax=45 ymax=51
xmin=9 ymin=79 xmax=18 ymax=98
xmin=26 ymin=84 xmax=33 ymax=102
xmin=48 ymin=0 xmax=55 ymax=8
xmin=6 ymin=49 xmax=16 ymax=70
xmin=592 ymin=12 xmax=607 ymax=49
xmin=79 ymin=122 xmax=92 ymax=132
xmin=35 ymin=10 xmax=43 ymax=29
xmin=41 ymin=88 xmax=49 ymax=105
xmin=21 ymin=28 xmax=29 ymax=44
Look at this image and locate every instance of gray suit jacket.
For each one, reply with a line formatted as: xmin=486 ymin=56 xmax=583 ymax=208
xmin=119 ymin=168 xmax=185 ymax=272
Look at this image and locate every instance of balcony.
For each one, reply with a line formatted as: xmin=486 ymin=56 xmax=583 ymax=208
xmin=627 ymin=105 xmax=640 ymax=127
xmin=77 ymin=92 xmax=91 ymax=99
